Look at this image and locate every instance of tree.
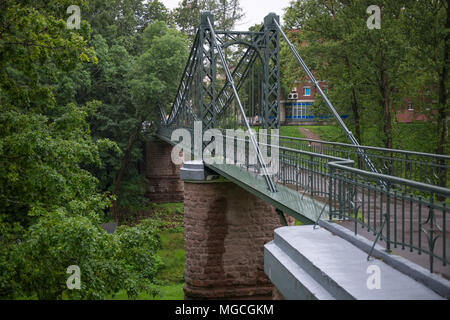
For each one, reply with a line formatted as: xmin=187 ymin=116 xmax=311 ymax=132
xmin=399 ymin=0 xmax=449 ymax=186
xmin=283 ymin=0 xmax=414 ymax=149
xmin=84 ymin=0 xmax=170 ymax=55
xmin=109 ymin=21 xmax=189 ymax=220
xmin=0 ymin=0 xmax=166 ymax=299
xmin=171 ymin=0 xmax=245 ymax=41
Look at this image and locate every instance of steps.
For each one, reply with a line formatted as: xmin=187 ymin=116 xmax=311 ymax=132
xmin=264 ymin=226 xmax=446 ymax=300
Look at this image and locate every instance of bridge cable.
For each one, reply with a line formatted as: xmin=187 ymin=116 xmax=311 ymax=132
xmin=273 ymin=19 xmax=387 ymax=188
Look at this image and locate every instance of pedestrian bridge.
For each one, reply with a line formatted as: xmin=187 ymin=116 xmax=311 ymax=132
xmin=150 ymin=12 xmax=450 ymax=300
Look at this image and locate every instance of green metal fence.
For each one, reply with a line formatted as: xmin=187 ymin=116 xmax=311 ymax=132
xmin=259 ymin=133 xmax=450 ymax=189
xmin=328 ymin=160 xmax=449 ymax=273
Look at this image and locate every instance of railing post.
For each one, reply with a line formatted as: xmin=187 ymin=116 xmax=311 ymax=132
xmin=309 ymin=154 xmax=314 ymax=197
xmin=385 ymin=182 xmax=391 ymax=253
xmin=328 ymin=165 xmax=334 ymax=221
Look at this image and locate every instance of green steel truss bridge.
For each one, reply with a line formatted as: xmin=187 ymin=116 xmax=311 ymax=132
xmin=156 ymin=12 xmax=450 ymax=275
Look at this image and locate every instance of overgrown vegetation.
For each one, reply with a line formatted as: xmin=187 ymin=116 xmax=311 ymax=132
xmin=109 ymin=203 xmax=185 ymax=300
xmin=0 ymin=0 xmax=192 ymax=299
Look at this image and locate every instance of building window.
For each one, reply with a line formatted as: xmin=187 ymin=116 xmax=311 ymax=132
xmin=304 ymin=87 xmax=311 ymax=96
xmin=407 ymin=102 xmax=414 ymax=111
xmin=323 ymin=88 xmax=328 ymax=94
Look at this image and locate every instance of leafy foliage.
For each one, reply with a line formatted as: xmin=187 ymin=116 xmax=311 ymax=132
xmin=282 ymin=0 xmax=448 ymax=153
xmin=2 ymin=213 xmax=161 ymax=300
xmin=0 ymin=0 xmax=185 ymax=300
xmin=172 ymin=0 xmax=244 ymax=41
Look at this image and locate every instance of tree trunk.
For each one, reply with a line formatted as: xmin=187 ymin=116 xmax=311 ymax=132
xmin=379 ymin=64 xmax=393 ymax=150
xmin=435 ymin=0 xmax=449 ymax=189
xmin=110 ymin=122 xmax=141 ymax=222
xmin=344 ymin=57 xmax=362 ymax=144
xmin=350 ymin=87 xmax=361 ymax=144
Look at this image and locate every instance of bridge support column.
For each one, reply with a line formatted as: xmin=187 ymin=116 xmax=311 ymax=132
xmin=181 ymin=161 xmax=282 ymax=300
xmin=145 ymin=138 xmax=184 ymax=203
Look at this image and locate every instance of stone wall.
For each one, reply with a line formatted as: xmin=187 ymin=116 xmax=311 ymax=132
xmin=183 ymin=180 xmax=282 ymax=300
xmin=145 ymin=139 xmax=184 ymax=203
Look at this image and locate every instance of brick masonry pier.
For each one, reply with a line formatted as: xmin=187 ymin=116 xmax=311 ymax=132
xmin=145 ymin=138 xmax=184 ymax=203
xmin=182 ymin=163 xmax=283 ymax=300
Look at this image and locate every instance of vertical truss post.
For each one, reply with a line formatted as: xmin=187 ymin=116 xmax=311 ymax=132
xmin=206 ymin=15 xmax=277 ymax=193
xmin=198 ymin=12 xmax=216 ymax=131
xmin=262 ymin=13 xmax=281 ymax=129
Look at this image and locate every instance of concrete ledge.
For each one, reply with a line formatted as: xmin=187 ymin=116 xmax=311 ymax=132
xmin=265 ymin=242 xmax=335 ymax=300
xmin=180 ymin=161 xmax=206 ymax=181
xmin=265 ymin=226 xmax=445 ymax=300
xmin=318 ymin=220 xmax=450 ymax=299
xmin=180 ymin=160 xmax=223 ymax=182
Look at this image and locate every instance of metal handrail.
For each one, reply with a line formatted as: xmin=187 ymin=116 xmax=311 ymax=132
xmin=264 ymin=132 xmax=450 ymax=160
xmin=329 ymin=161 xmax=450 ymax=196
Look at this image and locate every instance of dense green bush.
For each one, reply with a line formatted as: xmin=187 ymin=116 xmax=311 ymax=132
xmin=0 ymin=214 xmax=161 ymax=300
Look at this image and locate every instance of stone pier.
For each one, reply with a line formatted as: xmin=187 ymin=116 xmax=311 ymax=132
xmin=145 ymin=138 xmax=184 ymax=203
xmin=181 ymin=161 xmax=283 ymax=300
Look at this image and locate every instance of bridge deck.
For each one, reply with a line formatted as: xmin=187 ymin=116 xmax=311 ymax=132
xmin=208 ymin=163 xmax=327 ymax=225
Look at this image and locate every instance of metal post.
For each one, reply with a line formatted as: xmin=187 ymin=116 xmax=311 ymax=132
xmin=262 ymin=13 xmax=280 ymax=129
xmin=198 ymin=12 xmax=216 ymax=132
xmin=385 ymin=184 xmax=391 ymax=252
xmin=206 ymin=14 xmax=277 ymax=193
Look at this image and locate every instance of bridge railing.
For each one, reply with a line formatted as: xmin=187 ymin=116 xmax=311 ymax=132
xmin=160 ymin=127 xmax=449 ymax=273
xmin=219 ymin=132 xmax=449 ymax=273
xmin=257 ymin=132 xmax=450 ymax=189
xmin=328 ymin=160 xmax=449 ymax=273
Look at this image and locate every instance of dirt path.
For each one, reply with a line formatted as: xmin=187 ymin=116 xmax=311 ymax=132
xmin=297 ymin=127 xmax=321 ymax=141
xmin=297 ymin=127 xmax=323 ymax=152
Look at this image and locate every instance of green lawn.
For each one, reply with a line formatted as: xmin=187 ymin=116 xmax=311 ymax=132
xmin=108 ymin=283 xmax=184 ymax=300
xmin=156 ymin=231 xmax=185 ymax=284
xmin=281 ymin=123 xmax=439 ymax=154
xmin=279 ymin=126 xmax=306 ymax=139
xmin=108 ymin=203 xmax=186 ymax=300
xmin=302 ymin=125 xmax=347 ymax=143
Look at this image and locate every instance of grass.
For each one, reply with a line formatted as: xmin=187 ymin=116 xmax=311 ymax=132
xmin=305 ymin=125 xmax=347 ymax=143
xmin=108 ymin=283 xmax=184 ymax=300
xmin=108 ymin=202 xmax=186 ymax=300
xmin=156 ymin=231 xmax=185 ymax=284
xmin=392 ymin=123 xmax=439 ymax=154
xmin=282 ymin=123 xmax=439 ymax=154
xmin=279 ymin=126 xmax=306 ymax=139
xmin=150 ymin=203 xmax=185 ymax=300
